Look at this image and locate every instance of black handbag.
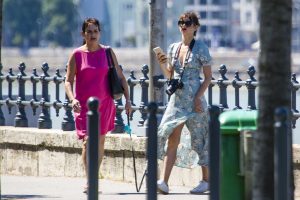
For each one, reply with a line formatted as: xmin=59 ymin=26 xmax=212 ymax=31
xmin=105 ymin=48 xmax=124 ymax=100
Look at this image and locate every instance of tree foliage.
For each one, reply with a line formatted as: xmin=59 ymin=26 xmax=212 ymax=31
xmin=42 ymin=0 xmax=78 ymax=47
xmin=3 ymin=0 xmax=42 ymax=47
xmin=3 ymin=0 xmax=78 ymax=47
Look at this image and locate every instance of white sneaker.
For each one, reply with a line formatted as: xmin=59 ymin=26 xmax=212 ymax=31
xmin=190 ymin=180 xmax=209 ymax=194
xmin=157 ymin=180 xmax=169 ymax=194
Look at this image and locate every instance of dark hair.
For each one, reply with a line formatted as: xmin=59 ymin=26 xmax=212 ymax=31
xmin=82 ymin=18 xmax=101 ymax=44
xmin=179 ymin=11 xmax=200 ymax=36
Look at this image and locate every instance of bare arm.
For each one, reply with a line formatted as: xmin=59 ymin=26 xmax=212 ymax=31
xmin=65 ymin=52 xmax=81 ymax=113
xmin=194 ymin=65 xmax=212 ymax=112
xmin=110 ymin=49 xmax=132 ymax=114
xmin=195 ymin=65 xmax=212 ymax=98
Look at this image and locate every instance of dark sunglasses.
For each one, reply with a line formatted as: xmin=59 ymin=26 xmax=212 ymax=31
xmin=177 ymin=20 xmax=193 ymax=27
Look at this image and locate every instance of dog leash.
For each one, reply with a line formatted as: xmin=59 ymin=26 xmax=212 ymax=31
xmin=125 ymin=114 xmax=147 ymax=192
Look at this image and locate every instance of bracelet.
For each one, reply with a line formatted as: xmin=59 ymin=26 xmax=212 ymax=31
xmin=126 ymin=100 xmax=131 ymax=103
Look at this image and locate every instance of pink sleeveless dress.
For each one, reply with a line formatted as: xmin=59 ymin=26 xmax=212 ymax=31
xmin=73 ymin=47 xmax=116 ymax=139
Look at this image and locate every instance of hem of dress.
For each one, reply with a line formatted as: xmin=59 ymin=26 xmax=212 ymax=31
xmin=76 ymin=125 xmax=115 ymax=140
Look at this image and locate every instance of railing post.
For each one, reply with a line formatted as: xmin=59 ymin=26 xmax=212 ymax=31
xmin=138 ymin=65 xmax=149 ymax=126
xmin=62 ymin=100 xmax=75 ymax=131
xmin=87 ymin=97 xmax=99 ymax=200
xmin=274 ymin=107 xmax=291 ymax=200
xmin=232 ymin=71 xmax=242 ymax=109
xmin=291 ymin=74 xmax=299 ymax=128
xmin=111 ymin=65 xmax=125 ymax=133
xmin=38 ymin=63 xmax=52 ymax=129
xmin=127 ymin=70 xmax=137 ymax=120
xmin=112 ymin=98 xmax=125 ymax=133
xmin=30 ymin=69 xmax=39 ymax=115
xmin=217 ymin=65 xmax=228 ymax=111
xmin=7 ymin=69 xmax=14 ymax=101
xmin=62 ymin=65 xmax=75 ymax=131
xmin=209 ymin=105 xmax=221 ymax=200
xmin=53 ymin=69 xmax=62 ymax=117
xmin=147 ymin=102 xmax=157 ymax=200
xmin=15 ymin=62 xmax=28 ymax=127
xmin=6 ymin=68 xmax=15 ymax=114
xmin=246 ymin=65 xmax=257 ymax=110
xmin=208 ymin=77 xmax=215 ymax=107
xmin=0 ymin=63 xmax=5 ymax=125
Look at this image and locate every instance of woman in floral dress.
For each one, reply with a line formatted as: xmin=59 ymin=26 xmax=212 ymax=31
xmin=155 ymin=11 xmax=212 ymax=195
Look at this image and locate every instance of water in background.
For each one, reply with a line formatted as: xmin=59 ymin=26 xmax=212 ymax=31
xmin=2 ymin=79 xmax=300 ymax=144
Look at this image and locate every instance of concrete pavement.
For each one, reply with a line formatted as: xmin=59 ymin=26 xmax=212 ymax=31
xmin=1 ymin=175 xmax=209 ymax=200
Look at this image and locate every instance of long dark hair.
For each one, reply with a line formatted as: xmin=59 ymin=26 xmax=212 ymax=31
xmin=81 ymin=18 xmax=101 ymax=45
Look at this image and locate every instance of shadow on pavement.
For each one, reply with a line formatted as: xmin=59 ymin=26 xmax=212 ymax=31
xmin=156 ymin=193 xmax=210 ymax=196
xmin=104 ymin=192 xmax=147 ymax=195
xmin=1 ymin=194 xmax=58 ymax=199
xmin=104 ymin=192 xmax=210 ymax=196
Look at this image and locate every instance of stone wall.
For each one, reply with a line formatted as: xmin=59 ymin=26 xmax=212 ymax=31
xmin=0 ymin=126 xmax=202 ymax=187
xmin=1 ymin=126 xmax=300 ymax=194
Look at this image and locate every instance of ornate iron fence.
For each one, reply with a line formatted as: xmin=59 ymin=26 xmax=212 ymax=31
xmin=0 ymin=62 xmax=299 ymax=132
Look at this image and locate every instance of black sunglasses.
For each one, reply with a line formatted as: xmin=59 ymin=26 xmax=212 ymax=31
xmin=177 ymin=20 xmax=193 ymax=27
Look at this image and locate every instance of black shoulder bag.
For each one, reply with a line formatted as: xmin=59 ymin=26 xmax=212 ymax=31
xmin=106 ymin=48 xmax=124 ymax=100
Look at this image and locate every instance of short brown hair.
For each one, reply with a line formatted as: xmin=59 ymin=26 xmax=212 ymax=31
xmin=179 ymin=11 xmax=200 ymax=36
xmin=179 ymin=11 xmax=200 ymax=26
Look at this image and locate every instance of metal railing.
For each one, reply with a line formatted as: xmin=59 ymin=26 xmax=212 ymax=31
xmin=0 ymin=62 xmax=299 ymax=131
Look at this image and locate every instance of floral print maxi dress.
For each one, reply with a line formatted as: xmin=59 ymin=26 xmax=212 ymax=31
xmin=157 ymin=40 xmax=212 ymax=168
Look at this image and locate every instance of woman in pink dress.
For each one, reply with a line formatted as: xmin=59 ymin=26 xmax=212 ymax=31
xmin=65 ymin=18 xmax=132 ymax=193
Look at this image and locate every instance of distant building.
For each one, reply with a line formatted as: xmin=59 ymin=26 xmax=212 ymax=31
xmin=166 ymin=0 xmax=189 ymax=45
xmin=232 ymin=0 xmax=259 ymax=49
xmin=78 ymin=0 xmax=111 ymax=45
xmin=90 ymin=0 xmax=300 ymax=51
xmin=183 ymin=0 xmax=259 ymax=49
xmin=293 ymin=0 xmax=300 ymax=51
xmin=135 ymin=0 xmax=149 ymax=48
xmin=106 ymin=0 xmax=136 ymax=47
xmin=182 ymin=0 xmax=299 ymax=51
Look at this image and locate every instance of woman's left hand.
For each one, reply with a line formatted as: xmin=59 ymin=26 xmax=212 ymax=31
xmin=194 ymin=96 xmax=203 ymax=113
xmin=125 ymin=101 xmax=133 ymax=115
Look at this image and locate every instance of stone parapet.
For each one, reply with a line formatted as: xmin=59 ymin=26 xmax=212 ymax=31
xmin=0 ymin=126 xmax=202 ymax=187
xmin=1 ymin=126 xmax=300 ymax=193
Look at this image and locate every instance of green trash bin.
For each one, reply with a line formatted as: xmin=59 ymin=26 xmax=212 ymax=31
xmin=219 ymin=110 xmax=257 ymax=200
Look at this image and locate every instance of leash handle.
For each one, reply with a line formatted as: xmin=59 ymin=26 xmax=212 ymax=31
xmin=126 ymin=113 xmax=147 ymax=192
xmin=127 ymin=113 xmax=130 ymax=127
xmin=125 ymin=113 xmax=132 ymax=137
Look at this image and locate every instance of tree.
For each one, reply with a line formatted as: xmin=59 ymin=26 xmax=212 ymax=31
xmin=42 ymin=0 xmax=78 ymax=47
xmin=3 ymin=0 xmax=42 ymax=47
xmin=149 ymin=0 xmax=166 ymax=103
xmin=3 ymin=0 xmax=78 ymax=47
xmin=253 ymin=0 xmax=293 ymax=200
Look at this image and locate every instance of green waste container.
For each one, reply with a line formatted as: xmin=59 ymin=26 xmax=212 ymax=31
xmin=219 ymin=110 xmax=257 ymax=200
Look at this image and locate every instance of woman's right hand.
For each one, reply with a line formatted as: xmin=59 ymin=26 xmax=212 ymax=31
xmin=156 ymin=52 xmax=168 ymax=65
xmin=71 ymin=99 xmax=81 ymax=113
xmin=155 ymin=51 xmax=172 ymax=78
xmin=194 ymin=96 xmax=204 ymax=113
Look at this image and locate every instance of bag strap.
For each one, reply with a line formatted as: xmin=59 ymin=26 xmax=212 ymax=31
xmin=170 ymin=39 xmax=195 ymax=80
xmin=169 ymin=43 xmax=182 ymax=79
xmin=105 ymin=47 xmax=114 ymax=69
